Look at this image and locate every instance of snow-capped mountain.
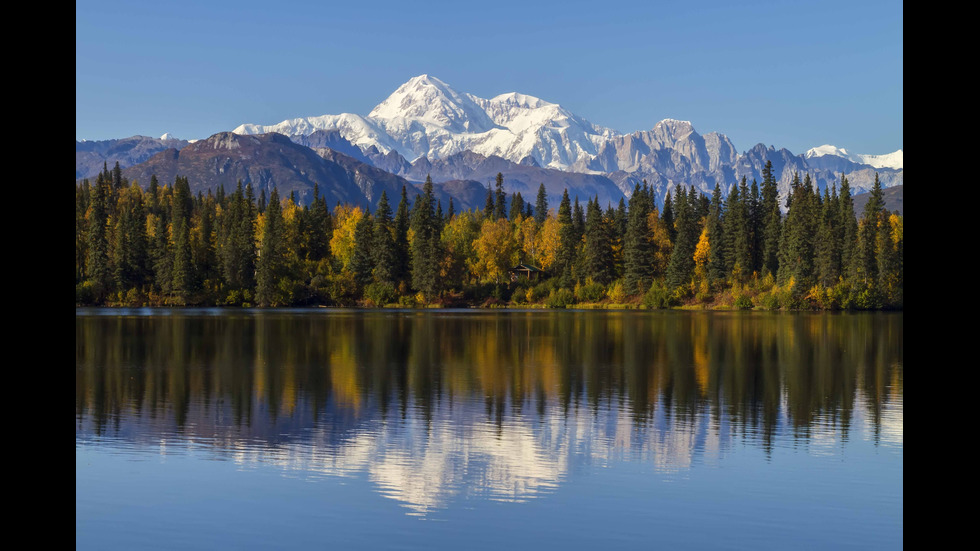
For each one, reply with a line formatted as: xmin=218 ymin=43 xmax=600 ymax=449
xmin=805 ymin=145 xmax=903 ymax=170
xmin=232 ymin=75 xmax=901 ymax=199
xmin=234 ymin=74 xmax=616 ymax=171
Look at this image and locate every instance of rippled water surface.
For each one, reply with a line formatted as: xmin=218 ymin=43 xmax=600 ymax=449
xmin=76 ymin=309 xmax=903 ymax=550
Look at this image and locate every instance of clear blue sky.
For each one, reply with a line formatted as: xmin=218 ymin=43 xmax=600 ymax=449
xmin=76 ymin=0 xmax=903 ymax=155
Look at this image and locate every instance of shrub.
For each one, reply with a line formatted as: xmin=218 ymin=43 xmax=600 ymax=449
xmin=575 ymin=278 xmax=606 ymax=303
xmin=642 ymin=280 xmax=674 ymax=309
xmin=527 ymin=278 xmax=557 ymax=303
xmin=364 ymin=282 xmax=398 ymax=307
xmin=545 ymin=288 xmax=576 ymax=309
xmin=761 ymin=288 xmax=781 ymax=310
xmin=607 ymin=281 xmax=627 ymax=304
xmin=733 ymin=293 xmax=754 ymax=310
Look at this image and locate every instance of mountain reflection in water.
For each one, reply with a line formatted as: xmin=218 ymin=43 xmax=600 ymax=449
xmin=76 ymin=309 xmax=903 ymax=516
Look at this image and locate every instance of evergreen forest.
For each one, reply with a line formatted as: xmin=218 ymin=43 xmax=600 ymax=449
xmin=75 ymin=161 xmax=903 ymax=310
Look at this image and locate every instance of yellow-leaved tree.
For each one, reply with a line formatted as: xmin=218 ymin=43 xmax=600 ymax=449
xmin=472 ymin=218 xmax=518 ymax=283
xmin=535 ymin=215 xmax=561 ymax=271
xmin=329 ymin=205 xmax=363 ymax=271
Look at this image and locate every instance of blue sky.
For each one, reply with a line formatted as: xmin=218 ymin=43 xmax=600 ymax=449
xmin=76 ymin=0 xmax=903 ymax=155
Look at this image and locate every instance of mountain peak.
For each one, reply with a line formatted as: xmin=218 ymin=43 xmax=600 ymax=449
xmin=368 ymin=74 xmax=496 ymax=134
xmin=806 ymin=144 xmax=903 ymax=170
xmin=489 ymin=92 xmax=553 ymax=110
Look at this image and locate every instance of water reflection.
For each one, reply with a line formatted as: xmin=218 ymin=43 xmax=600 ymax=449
xmin=76 ymin=310 xmax=903 ymax=514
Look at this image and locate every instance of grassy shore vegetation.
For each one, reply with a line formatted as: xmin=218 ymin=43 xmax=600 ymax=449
xmin=76 ymin=162 xmax=902 ymax=310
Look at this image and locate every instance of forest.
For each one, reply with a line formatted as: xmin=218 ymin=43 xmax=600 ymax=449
xmin=75 ymin=160 xmax=903 ymax=310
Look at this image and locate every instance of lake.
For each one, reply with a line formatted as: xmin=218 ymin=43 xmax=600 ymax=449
xmin=76 ymin=309 xmax=903 ymax=550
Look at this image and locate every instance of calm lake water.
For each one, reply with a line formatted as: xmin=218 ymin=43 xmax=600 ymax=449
xmin=76 ymin=309 xmax=903 ymax=550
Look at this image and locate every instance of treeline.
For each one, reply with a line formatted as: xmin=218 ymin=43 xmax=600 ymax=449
xmin=75 ymin=161 xmax=902 ymax=309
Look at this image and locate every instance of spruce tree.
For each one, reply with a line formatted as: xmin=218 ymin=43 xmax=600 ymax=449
xmin=410 ymin=176 xmax=442 ymax=298
xmin=534 ymin=183 xmax=548 ymax=224
xmin=706 ymin=184 xmax=727 ymax=285
xmin=372 ymin=191 xmax=397 ymax=286
xmin=256 ymin=188 xmax=286 ymax=306
xmin=350 ymin=209 xmax=375 ymax=290
xmin=394 ymin=185 xmax=411 ymax=287
xmin=666 ymin=186 xmax=696 ymax=289
xmin=86 ymin=171 xmax=112 ymax=302
xmin=856 ymin=173 xmax=885 ymax=285
xmin=623 ymin=184 xmax=653 ymax=294
xmin=662 ymin=190 xmax=676 ymax=244
xmin=556 ymin=190 xmax=575 ymax=287
xmin=760 ymin=161 xmax=782 ymax=277
xmin=493 ymin=172 xmax=507 ymax=220
xmin=582 ymin=197 xmax=614 ymax=284
xmin=509 ymin=192 xmax=525 ymax=221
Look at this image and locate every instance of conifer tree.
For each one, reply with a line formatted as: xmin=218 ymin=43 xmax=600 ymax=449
xmin=556 ymin=190 xmax=575 ymax=287
xmin=623 ymin=184 xmax=653 ymax=294
xmin=493 ymin=172 xmax=507 ymax=220
xmin=256 ymin=188 xmax=286 ymax=306
xmin=583 ymin=197 xmax=614 ymax=284
xmin=484 ymin=184 xmax=495 ymax=220
xmin=838 ymin=175 xmax=858 ymax=279
xmin=411 ymin=176 xmax=442 ymax=298
xmin=662 ymin=190 xmax=676 ymax=244
xmin=815 ymin=185 xmax=841 ymax=287
xmin=760 ymin=161 xmax=782 ymax=277
xmin=372 ymin=191 xmax=397 ymax=286
xmin=220 ymin=181 xmax=256 ymax=294
xmin=856 ymin=173 xmax=885 ymax=285
xmin=170 ymin=177 xmax=195 ymax=302
xmin=534 ymin=183 xmax=548 ymax=224
xmin=706 ymin=184 xmax=727 ymax=285
xmin=726 ymin=178 xmax=752 ymax=282
xmin=572 ymin=197 xmax=585 ymax=245
xmin=666 ymin=186 xmax=697 ymax=289
xmin=86 ymin=170 xmax=112 ymax=301
xmin=350 ymin=208 xmax=375 ymax=289
xmin=509 ymin=192 xmax=525 ymax=221
xmin=393 ymin=185 xmax=411 ymax=286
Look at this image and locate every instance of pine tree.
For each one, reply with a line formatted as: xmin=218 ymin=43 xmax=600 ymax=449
xmin=170 ymin=177 xmax=194 ymax=303
xmin=556 ymin=190 xmax=575 ymax=287
xmin=307 ymin=183 xmax=331 ymax=262
xmin=815 ymin=185 xmax=841 ymax=287
xmin=534 ymin=183 xmax=548 ymax=224
xmin=493 ymin=172 xmax=507 ymax=220
xmin=372 ymin=191 xmax=398 ymax=286
xmin=760 ymin=161 xmax=782 ymax=277
xmin=838 ymin=175 xmax=858 ymax=280
xmin=411 ymin=176 xmax=442 ymax=299
xmin=662 ymin=190 xmax=676 ymax=244
xmin=509 ymin=192 xmax=525 ymax=221
xmin=856 ymin=173 xmax=885 ymax=285
xmin=220 ymin=181 xmax=256 ymax=294
xmin=778 ymin=173 xmax=818 ymax=290
xmin=623 ymin=184 xmax=653 ymax=294
xmin=394 ymin=185 xmax=411 ymax=287
xmin=256 ymin=188 xmax=286 ymax=306
xmin=583 ymin=197 xmax=614 ymax=284
xmin=86 ymin=170 xmax=112 ymax=302
xmin=350 ymin=208 xmax=375 ymax=289
xmin=484 ymin=183 xmax=495 ymax=220
xmin=706 ymin=184 xmax=727 ymax=285
xmin=727 ymin=178 xmax=752 ymax=282
xmin=666 ymin=186 xmax=697 ymax=289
